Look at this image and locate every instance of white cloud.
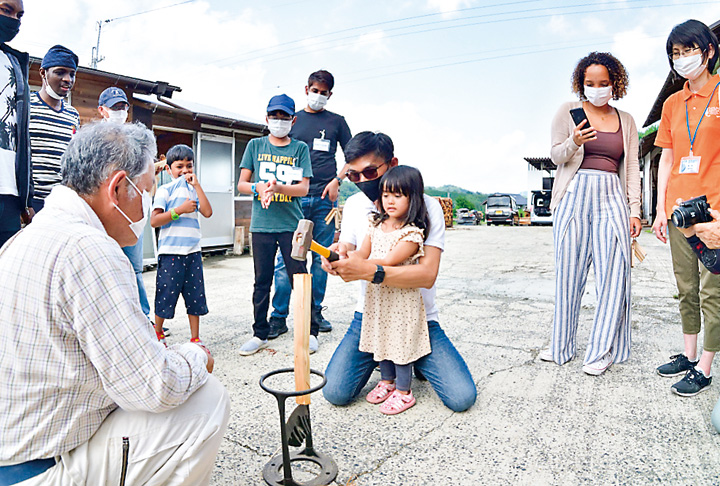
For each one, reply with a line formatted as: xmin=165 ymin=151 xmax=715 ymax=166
xmin=426 ymin=0 xmax=473 ymax=17
xmin=346 ymin=30 xmax=389 ymax=58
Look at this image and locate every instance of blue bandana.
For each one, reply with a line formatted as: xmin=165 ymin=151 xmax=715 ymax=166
xmin=41 ymin=45 xmax=78 ymax=70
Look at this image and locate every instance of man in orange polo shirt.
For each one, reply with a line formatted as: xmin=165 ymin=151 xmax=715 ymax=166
xmin=652 ymin=19 xmax=720 ymax=397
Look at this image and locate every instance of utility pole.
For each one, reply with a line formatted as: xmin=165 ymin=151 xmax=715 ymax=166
xmin=90 ymin=20 xmax=109 ymax=69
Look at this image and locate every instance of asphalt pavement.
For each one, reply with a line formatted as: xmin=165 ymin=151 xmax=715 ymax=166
xmin=143 ymin=225 xmax=720 ymax=485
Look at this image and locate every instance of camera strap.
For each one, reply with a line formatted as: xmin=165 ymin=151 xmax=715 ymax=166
xmin=685 ymin=82 xmax=720 ymax=157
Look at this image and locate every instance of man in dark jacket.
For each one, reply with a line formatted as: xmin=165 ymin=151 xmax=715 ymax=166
xmin=0 ymin=0 xmax=31 ymax=246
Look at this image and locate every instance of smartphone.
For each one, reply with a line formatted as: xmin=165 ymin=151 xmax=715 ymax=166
xmin=570 ymin=107 xmax=589 ymax=127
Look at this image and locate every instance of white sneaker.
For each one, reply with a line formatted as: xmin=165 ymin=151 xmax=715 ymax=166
xmin=239 ymin=336 xmax=268 ymax=356
xmin=582 ymin=353 xmax=612 ymax=376
xmin=309 ymin=335 xmax=318 ymax=355
xmin=539 ymin=349 xmax=554 ymax=362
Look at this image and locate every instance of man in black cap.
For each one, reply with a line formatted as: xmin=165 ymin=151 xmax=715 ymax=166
xmin=30 ymin=45 xmax=80 ymax=212
xmin=0 ymin=0 xmax=32 ymax=245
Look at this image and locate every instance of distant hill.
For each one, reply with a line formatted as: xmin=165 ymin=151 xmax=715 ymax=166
xmin=339 ymin=182 xmax=494 ymax=211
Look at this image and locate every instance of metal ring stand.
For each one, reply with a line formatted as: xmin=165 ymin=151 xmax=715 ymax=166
xmin=260 ymin=368 xmax=338 ymax=486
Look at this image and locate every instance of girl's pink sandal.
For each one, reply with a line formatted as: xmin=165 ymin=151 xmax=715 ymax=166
xmin=380 ymin=390 xmax=416 ymax=415
xmin=366 ymin=381 xmax=396 ymax=404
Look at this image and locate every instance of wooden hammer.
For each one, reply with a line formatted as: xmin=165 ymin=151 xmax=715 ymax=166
xmin=290 ymin=219 xmax=340 ymax=262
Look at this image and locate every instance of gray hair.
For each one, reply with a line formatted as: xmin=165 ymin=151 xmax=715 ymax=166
xmin=61 ymin=121 xmax=157 ymax=196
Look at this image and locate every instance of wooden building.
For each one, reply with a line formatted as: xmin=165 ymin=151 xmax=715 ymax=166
xmin=28 ymin=58 xmax=266 ymax=263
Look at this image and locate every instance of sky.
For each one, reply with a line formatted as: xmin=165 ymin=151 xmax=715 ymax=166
xmin=12 ymin=0 xmax=720 ymax=194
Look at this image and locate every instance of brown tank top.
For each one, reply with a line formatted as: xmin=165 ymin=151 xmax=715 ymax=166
xmin=580 ymin=123 xmax=624 ymax=173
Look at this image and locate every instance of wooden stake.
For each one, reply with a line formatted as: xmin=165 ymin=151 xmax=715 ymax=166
xmin=233 ymin=226 xmax=245 ymax=256
xmin=293 ymin=273 xmax=312 ymax=405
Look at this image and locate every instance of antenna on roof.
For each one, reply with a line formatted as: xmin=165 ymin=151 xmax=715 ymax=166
xmin=90 ymin=20 xmax=109 ymax=69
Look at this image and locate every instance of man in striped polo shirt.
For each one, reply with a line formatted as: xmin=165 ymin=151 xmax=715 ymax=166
xmin=29 ymin=45 xmax=79 ymax=213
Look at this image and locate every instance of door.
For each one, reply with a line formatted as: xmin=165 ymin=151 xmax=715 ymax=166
xmin=197 ymin=133 xmax=235 ymax=247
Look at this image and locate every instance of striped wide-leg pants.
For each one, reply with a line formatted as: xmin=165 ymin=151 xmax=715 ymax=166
xmin=551 ymin=170 xmax=632 ymax=366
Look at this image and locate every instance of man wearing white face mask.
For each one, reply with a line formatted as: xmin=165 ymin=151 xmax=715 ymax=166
xmin=29 ymin=45 xmax=79 ymax=213
xmin=0 ymin=121 xmax=228 ymax=486
xmin=96 ymin=85 xmax=161 ymax=334
xmin=267 ymin=70 xmax=352 ymax=340
xmin=97 ymin=86 xmax=129 ymax=124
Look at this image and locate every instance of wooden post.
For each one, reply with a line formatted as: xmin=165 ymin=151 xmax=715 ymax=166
xmin=233 ymin=226 xmax=245 ymax=256
xmin=293 ymin=273 xmax=312 ymax=405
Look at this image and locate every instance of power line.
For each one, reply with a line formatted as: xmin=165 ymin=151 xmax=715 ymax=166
xmin=91 ymin=0 xmax=196 ymax=69
xmin=209 ymin=0 xmax=540 ymax=66
xmin=213 ymin=0 xmax=656 ymax=67
xmin=105 ymin=0 xmax=196 ymax=23
xmin=250 ymin=0 xmax=711 ymax=71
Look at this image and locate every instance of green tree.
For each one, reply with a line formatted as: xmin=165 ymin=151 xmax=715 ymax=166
xmin=455 ymin=195 xmax=475 ymax=210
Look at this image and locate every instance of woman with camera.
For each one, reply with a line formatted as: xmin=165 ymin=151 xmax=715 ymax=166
xmin=541 ymin=51 xmax=641 ymax=376
xmin=652 ymin=19 xmax=720 ymax=397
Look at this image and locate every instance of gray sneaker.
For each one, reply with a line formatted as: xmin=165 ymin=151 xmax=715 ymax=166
xmin=657 ymin=354 xmax=698 ymax=377
xmin=239 ymin=337 xmax=268 ymax=356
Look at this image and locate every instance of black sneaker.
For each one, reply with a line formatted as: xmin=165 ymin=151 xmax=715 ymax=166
xmin=267 ymin=316 xmax=288 ymax=340
xmin=312 ymin=307 xmax=332 ymax=333
xmin=656 ymin=354 xmax=698 ymax=377
xmin=671 ymin=368 xmax=712 ymax=397
xmin=162 ymin=327 xmax=171 ymax=337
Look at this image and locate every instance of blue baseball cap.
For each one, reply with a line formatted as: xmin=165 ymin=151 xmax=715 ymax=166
xmin=98 ymin=87 xmax=129 ymax=108
xmin=41 ymin=45 xmax=78 ymax=70
xmin=267 ymin=94 xmax=295 ymax=116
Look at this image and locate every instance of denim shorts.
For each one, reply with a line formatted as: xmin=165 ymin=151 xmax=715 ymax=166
xmin=154 ymin=252 xmax=208 ymax=319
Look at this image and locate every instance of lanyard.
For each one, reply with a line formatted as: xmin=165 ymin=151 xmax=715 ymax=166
xmin=685 ymin=82 xmax=720 ymax=154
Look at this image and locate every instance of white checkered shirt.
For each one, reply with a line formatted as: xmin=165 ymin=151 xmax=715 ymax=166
xmin=0 ymin=186 xmax=209 ymax=462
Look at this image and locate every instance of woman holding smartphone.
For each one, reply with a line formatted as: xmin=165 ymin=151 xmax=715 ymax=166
xmin=541 ymin=51 xmax=641 ymax=375
xmin=652 ymin=19 xmax=720 ymax=397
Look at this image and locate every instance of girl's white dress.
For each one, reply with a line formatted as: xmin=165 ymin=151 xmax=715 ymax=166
xmin=359 ymin=220 xmax=431 ymax=365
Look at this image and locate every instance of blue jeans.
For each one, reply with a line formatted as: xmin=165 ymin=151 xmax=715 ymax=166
xmin=270 ymin=196 xmax=336 ymax=318
xmin=323 ymin=312 xmax=477 ymax=412
xmin=122 ymin=238 xmax=150 ymax=317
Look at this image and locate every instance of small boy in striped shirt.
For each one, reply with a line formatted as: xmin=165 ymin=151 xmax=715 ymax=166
xmin=151 ymin=144 xmax=213 ymax=345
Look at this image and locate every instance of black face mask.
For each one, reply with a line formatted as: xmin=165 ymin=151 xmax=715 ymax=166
xmin=0 ymin=16 xmax=19 ymax=44
xmin=355 ymin=178 xmax=381 ymax=203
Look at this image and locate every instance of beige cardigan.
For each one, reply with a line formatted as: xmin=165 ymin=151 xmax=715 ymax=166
xmin=550 ymin=100 xmax=641 ymax=219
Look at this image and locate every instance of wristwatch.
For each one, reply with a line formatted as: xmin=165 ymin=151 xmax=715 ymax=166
xmin=170 ymin=208 xmax=180 ymax=221
xmin=251 ymin=183 xmax=258 ymax=196
xmin=335 ymin=176 xmax=343 ymax=186
xmin=372 ymin=264 xmax=385 ymax=284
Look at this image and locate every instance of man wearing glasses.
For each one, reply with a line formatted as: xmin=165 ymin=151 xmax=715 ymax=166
xmin=320 ymin=131 xmax=476 ymax=412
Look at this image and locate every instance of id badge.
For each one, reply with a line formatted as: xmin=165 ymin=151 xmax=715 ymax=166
xmin=313 ymin=138 xmax=330 ymax=152
xmin=679 ymin=154 xmax=701 ymax=174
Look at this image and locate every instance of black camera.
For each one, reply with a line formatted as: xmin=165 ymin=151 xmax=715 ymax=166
xmin=671 ymin=195 xmax=713 ymax=228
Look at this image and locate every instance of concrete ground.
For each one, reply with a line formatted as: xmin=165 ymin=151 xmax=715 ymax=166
xmin=144 ymin=225 xmax=720 ymax=485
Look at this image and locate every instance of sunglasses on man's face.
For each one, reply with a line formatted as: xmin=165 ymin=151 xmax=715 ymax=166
xmin=345 ymin=161 xmax=389 ymax=183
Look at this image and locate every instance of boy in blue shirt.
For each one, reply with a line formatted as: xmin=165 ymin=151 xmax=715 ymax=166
xmin=237 ymin=94 xmax=314 ymax=356
xmin=151 ymin=144 xmax=213 ymax=345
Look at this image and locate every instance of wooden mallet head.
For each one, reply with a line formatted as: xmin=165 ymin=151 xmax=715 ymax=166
xmin=291 ymin=219 xmax=314 ymax=261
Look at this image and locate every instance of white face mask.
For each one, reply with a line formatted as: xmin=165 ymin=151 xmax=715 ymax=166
xmin=268 ymin=118 xmax=292 ymax=138
xmin=105 ymin=109 xmax=128 ymax=124
xmin=44 ymin=77 xmax=64 ymax=100
xmin=584 ymin=85 xmax=613 ymax=107
xmin=674 ymin=53 xmax=707 ymax=81
xmin=114 ymin=176 xmax=151 ymax=240
xmin=307 ymin=92 xmax=328 ymax=111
